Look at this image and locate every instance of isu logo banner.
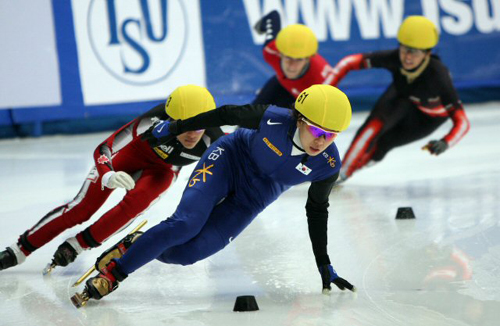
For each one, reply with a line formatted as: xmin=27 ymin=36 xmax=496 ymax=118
xmin=71 ymin=0 xmax=206 ymax=105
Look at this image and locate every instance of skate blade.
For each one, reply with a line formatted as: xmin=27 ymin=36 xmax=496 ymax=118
xmin=42 ymin=262 xmax=56 ymax=276
xmin=72 ymin=265 xmax=96 ymax=287
xmin=71 ymin=291 xmax=90 ymax=308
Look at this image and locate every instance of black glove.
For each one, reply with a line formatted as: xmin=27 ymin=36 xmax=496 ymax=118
xmin=253 ymin=10 xmax=279 ymax=34
xmin=141 ymin=120 xmax=175 ymax=147
xmin=253 ymin=18 xmax=265 ymax=35
xmin=319 ymin=265 xmax=356 ymax=293
xmin=424 ymin=139 xmax=449 ymax=155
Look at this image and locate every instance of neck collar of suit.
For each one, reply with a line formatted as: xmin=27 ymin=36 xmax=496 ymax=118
xmin=400 ymin=54 xmax=430 ymax=84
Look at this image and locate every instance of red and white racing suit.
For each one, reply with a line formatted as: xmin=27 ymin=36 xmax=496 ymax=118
xmin=16 ymin=104 xmax=223 ymax=256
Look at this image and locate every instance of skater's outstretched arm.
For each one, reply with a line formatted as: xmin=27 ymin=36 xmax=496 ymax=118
xmin=173 ymin=104 xmax=269 ymax=131
xmin=306 ymin=173 xmax=338 ymax=267
xmin=144 ymin=104 xmax=269 ymax=147
xmin=306 ymin=172 xmax=356 ymax=293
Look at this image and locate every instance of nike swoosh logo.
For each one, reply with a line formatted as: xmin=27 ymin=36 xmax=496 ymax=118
xmin=157 ymin=123 xmax=166 ymax=133
xmin=267 ymin=119 xmax=282 ymax=125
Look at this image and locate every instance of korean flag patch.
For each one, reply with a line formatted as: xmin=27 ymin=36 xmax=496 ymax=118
xmin=296 ymin=162 xmax=312 ymax=175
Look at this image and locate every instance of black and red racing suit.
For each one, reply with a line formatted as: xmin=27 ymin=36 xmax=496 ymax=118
xmin=330 ymin=49 xmax=470 ymax=178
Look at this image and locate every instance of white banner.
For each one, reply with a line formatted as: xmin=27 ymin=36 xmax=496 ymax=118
xmin=72 ymin=0 xmax=206 ymax=105
xmin=0 ymin=0 xmax=61 ymax=109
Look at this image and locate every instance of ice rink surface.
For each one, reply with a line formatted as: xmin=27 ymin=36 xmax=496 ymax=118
xmin=1 ymin=103 xmax=499 ymax=326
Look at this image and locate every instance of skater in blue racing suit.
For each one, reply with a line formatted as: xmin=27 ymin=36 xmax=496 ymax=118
xmin=72 ymin=85 xmax=356 ymax=306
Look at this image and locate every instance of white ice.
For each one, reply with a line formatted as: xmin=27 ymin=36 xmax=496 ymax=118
xmin=1 ymin=103 xmax=499 ymax=326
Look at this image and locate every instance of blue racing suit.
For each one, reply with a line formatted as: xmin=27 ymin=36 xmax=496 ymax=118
xmin=117 ymin=105 xmax=341 ymax=274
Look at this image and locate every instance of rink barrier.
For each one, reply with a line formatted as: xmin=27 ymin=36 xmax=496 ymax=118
xmin=1 ymin=1 xmax=499 ymax=138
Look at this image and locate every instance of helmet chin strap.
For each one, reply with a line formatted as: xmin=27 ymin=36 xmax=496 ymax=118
xmin=400 ymin=54 xmax=431 ymax=84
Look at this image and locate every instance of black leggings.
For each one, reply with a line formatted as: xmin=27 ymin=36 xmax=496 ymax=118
xmin=342 ymin=84 xmax=447 ymax=177
xmin=368 ymin=85 xmax=446 ymax=160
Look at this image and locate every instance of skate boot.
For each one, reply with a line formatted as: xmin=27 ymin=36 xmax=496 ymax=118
xmin=43 ymin=238 xmax=83 ymax=275
xmin=94 ymin=231 xmax=143 ymax=272
xmin=71 ymin=260 xmax=127 ymax=308
xmin=71 ymin=230 xmax=144 ymax=288
xmin=53 ymin=241 xmax=79 ymax=266
xmin=0 ymin=248 xmax=17 ymax=271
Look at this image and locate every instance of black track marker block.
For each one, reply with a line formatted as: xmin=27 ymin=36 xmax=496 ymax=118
xmin=233 ymin=295 xmax=259 ymax=312
xmin=396 ymin=207 xmax=415 ymax=219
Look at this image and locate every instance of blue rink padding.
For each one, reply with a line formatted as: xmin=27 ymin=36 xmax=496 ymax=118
xmin=1 ymin=0 xmax=499 ymax=138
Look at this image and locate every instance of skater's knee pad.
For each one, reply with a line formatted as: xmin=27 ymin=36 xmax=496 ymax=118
xmin=81 ymin=228 xmax=101 ymax=248
xmin=18 ymin=231 xmax=38 ymax=255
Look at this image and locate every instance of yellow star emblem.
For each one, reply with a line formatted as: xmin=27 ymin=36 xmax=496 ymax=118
xmin=327 ymin=157 xmax=336 ymax=168
xmin=188 ymin=163 xmax=214 ymax=187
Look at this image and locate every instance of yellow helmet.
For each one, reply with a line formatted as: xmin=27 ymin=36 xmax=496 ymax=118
xmin=397 ymin=16 xmax=439 ymax=49
xmin=165 ymin=85 xmax=216 ymax=120
xmin=276 ymin=24 xmax=318 ymax=58
xmin=295 ymin=85 xmax=351 ymax=132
